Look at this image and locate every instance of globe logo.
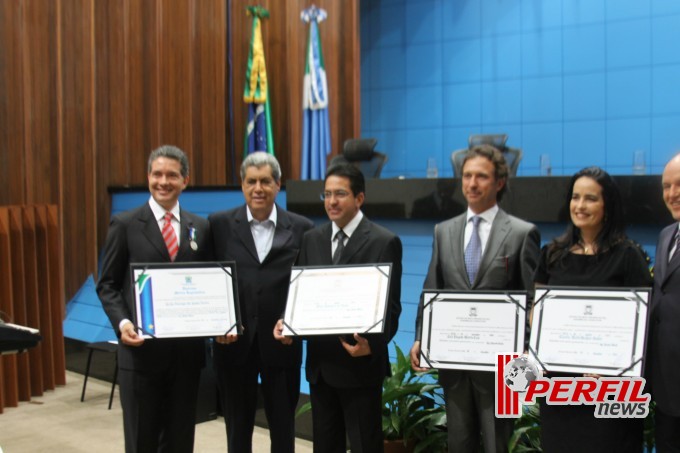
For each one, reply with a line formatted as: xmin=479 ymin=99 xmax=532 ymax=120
xmin=504 ymin=356 xmax=540 ymax=393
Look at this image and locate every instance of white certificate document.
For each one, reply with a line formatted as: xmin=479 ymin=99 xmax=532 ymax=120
xmin=282 ymin=264 xmax=391 ymax=336
xmin=529 ymin=287 xmax=650 ymax=376
xmin=419 ymin=291 xmax=527 ymax=371
xmin=131 ymin=262 xmax=240 ymax=338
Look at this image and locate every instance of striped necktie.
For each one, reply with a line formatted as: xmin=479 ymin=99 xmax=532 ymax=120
xmin=162 ymin=212 xmax=179 ymax=261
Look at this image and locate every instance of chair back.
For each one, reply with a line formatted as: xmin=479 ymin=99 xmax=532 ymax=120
xmin=328 ymin=138 xmax=388 ymax=178
xmin=450 ymin=134 xmax=522 ymax=177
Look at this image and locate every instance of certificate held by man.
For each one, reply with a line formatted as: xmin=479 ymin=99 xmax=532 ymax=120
xmin=131 ymin=262 xmax=240 ymax=338
xmin=419 ymin=290 xmax=527 ymax=372
xmin=281 ymin=263 xmax=392 ymax=336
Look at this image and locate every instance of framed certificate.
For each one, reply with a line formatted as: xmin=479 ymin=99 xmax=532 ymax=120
xmin=419 ymin=290 xmax=527 ymax=371
xmin=529 ymin=286 xmax=650 ymax=376
xmin=282 ymin=264 xmax=392 ymax=336
xmin=130 ymin=262 xmax=240 ymax=339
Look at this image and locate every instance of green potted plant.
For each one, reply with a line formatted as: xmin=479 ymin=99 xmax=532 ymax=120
xmin=382 ymin=344 xmax=447 ymax=453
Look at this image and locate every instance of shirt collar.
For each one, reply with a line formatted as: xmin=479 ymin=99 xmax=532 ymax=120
xmin=247 ymin=204 xmax=278 ymax=226
xmin=466 ymin=204 xmax=499 ymax=225
xmin=332 ymin=210 xmax=363 ymax=239
xmin=149 ymin=196 xmax=180 ymax=222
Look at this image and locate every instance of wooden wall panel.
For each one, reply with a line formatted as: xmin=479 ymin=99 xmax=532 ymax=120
xmin=8 ymin=208 xmax=31 ymax=401
xmin=23 ymin=0 xmax=59 ymax=205
xmin=34 ymin=206 xmax=55 ymax=390
xmin=126 ymin=0 xmax=161 ymax=183
xmin=0 ymin=206 xmax=66 ymax=411
xmin=94 ymin=0 xmax=128 ymax=264
xmin=159 ymin=0 xmax=193 ymax=154
xmin=0 ymin=2 xmax=26 ymax=206
xmin=47 ymin=206 xmax=66 ymax=386
xmin=59 ymin=0 xmax=97 ymax=300
xmin=0 ymin=0 xmax=359 ymax=343
xmin=192 ymin=0 xmax=228 ymax=184
xmin=0 ymin=209 xmax=18 ymax=412
xmin=21 ymin=208 xmax=43 ymax=396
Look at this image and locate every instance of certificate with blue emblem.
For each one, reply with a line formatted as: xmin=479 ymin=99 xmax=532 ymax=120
xmin=130 ymin=262 xmax=240 ymax=338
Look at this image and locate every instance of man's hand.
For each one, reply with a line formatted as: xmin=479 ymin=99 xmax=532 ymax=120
xmin=340 ymin=333 xmax=371 ymax=357
xmin=273 ymin=319 xmax=292 ymax=345
xmin=215 ymin=333 xmax=239 ymax=345
xmin=410 ymin=341 xmax=427 ymax=371
xmin=120 ymin=321 xmax=144 ymax=347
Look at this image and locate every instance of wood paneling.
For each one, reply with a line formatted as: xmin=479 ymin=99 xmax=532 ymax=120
xmin=0 ymin=0 xmax=359 ymax=340
xmin=0 ymin=1 xmax=26 ymax=205
xmin=0 ymin=209 xmax=18 ymax=412
xmin=8 ymin=207 xmax=31 ymax=401
xmin=193 ymin=0 xmax=228 ymax=183
xmin=21 ymin=208 xmax=43 ymax=396
xmin=0 ymin=206 xmax=66 ymax=411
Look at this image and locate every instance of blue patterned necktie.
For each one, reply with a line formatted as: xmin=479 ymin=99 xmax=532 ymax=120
xmin=465 ymin=216 xmax=482 ymax=284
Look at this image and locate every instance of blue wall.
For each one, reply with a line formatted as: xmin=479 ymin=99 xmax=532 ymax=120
xmin=360 ymin=0 xmax=680 ymax=178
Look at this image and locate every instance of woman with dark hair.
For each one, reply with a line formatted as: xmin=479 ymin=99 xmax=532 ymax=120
xmin=534 ymin=166 xmax=652 ymax=453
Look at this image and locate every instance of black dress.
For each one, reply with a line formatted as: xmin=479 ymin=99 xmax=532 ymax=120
xmin=533 ymin=240 xmax=652 ymax=453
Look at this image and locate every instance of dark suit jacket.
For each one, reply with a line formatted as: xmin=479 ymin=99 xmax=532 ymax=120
xmin=298 ymin=216 xmax=402 ymax=388
xmin=416 ymin=209 xmax=540 ymax=383
xmin=209 ymin=204 xmax=314 ymax=367
xmin=648 ymin=223 xmax=680 ymax=416
xmin=96 ymin=203 xmax=212 ymax=371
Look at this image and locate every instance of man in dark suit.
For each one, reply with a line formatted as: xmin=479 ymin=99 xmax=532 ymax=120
xmin=648 ymin=153 xmax=680 ymax=452
xmin=275 ymin=163 xmax=402 ymax=453
xmin=410 ymin=145 xmax=540 ymax=453
xmin=209 ymin=152 xmax=313 ymax=453
xmin=97 ymin=145 xmax=212 ymax=453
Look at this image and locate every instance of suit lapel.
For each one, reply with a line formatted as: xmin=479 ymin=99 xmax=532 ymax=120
xmin=318 ymin=223 xmax=334 ymax=263
xmin=661 ymin=226 xmax=680 ymax=287
xmin=175 ymin=210 xmax=193 ymax=261
xmin=233 ymin=206 xmax=260 ymax=262
xmin=337 ymin=217 xmax=370 ymax=264
xmin=450 ymin=215 xmax=469 ymax=287
xmin=139 ymin=205 xmax=171 ymax=260
xmin=476 ymin=209 xmax=510 ymax=285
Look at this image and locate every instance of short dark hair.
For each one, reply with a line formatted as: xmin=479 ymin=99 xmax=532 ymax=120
xmin=147 ymin=145 xmax=189 ymax=177
xmin=548 ymin=166 xmax=626 ymax=265
xmin=325 ymin=163 xmax=365 ymax=196
xmin=462 ymin=144 xmax=509 ymax=201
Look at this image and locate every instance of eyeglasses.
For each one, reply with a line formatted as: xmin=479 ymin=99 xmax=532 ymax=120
xmin=319 ymin=190 xmax=351 ymax=201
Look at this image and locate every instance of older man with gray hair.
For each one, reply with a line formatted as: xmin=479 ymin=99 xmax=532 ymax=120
xmin=210 ymin=152 xmax=314 ymax=453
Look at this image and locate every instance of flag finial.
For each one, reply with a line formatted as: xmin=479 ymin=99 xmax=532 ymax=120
xmin=301 ymin=5 xmax=327 ymax=23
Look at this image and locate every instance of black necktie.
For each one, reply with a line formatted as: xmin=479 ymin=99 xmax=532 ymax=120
xmin=333 ymin=230 xmax=346 ymax=264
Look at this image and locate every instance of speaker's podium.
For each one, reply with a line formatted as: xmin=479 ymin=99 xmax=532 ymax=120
xmin=0 ymin=322 xmax=41 ymax=354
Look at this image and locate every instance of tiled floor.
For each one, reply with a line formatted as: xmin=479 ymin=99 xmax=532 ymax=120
xmin=0 ymin=370 xmax=313 ymax=453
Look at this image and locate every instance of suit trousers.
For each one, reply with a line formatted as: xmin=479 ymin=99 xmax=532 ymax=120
xmin=309 ymin=378 xmax=383 ymax=453
xmin=656 ymin=407 xmax=680 ymax=453
xmin=118 ymin=364 xmax=201 ymax=453
xmin=214 ymin=338 xmax=300 ymax=453
xmin=441 ymin=370 xmax=513 ymax=453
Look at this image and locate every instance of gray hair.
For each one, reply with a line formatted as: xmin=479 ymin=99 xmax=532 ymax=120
xmin=147 ymin=145 xmax=190 ymax=177
xmin=240 ymin=152 xmax=282 ymax=182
